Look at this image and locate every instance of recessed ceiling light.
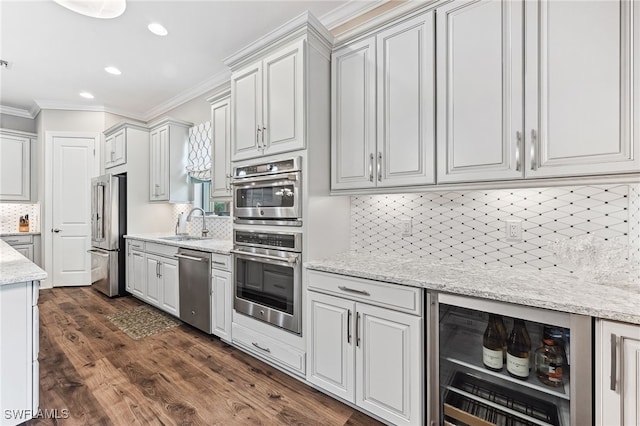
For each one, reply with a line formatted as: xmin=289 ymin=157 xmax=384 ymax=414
xmin=79 ymin=91 xmax=94 ymax=99
xmin=148 ymin=22 xmax=168 ymax=36
xmin=104 ymin=66 xmax=121 ymax=75
xmin=53 ymin=0 xmax=126 ymax=19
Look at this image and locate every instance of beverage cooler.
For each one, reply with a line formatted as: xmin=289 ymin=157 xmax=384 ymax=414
xmin=431 ymin=293 xmax=592 ymax=426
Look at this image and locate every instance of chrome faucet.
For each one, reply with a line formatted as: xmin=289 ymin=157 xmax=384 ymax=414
xmin=186 ymin=207 xmax=209 ymax=237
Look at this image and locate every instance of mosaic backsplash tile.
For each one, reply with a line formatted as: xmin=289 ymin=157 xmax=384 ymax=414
xmin=351 ymin=185 xmax=637 ymax=275
xmin=0 ymin=203 xmax=41 ymax=233
xmin=172 ymin=204 xmax=232 ymax=240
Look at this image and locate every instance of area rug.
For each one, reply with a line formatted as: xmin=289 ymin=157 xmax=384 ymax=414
xmin=106 ymin=305 xmax=181 ymax=340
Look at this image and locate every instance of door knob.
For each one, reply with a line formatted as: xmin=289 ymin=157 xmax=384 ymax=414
xmin=52 ymin=228 xmax=61 ymax=233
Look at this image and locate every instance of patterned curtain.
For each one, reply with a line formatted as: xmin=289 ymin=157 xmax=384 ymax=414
xmin=187 ymin=121 xmax=212 ymax=182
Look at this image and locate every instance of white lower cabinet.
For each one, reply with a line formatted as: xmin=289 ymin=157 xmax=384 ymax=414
xmin=1 ymin=235 xmax=35 ymax=263
xmin=211 ymin=253 xmax=232 ymax=342
xmin=307 ymin=271 xmax=423 ymax=426
xmin=596 ymin=319 xmax=640 ymax=426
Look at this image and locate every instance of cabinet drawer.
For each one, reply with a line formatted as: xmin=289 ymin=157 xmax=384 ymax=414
xmin=2 ymin=235 xmax=33 ymax=245
xmin=307 ymin=270 xmax=422 ymax=316
xmin=211 ymin=253 xmax=231 ymax=271
xmin=145 ymin=242 xmax=178 ymax=258
xmin=232 ymin=323 xmax=305 ymax=376
xmin=127 ymin=240 xmax=145 ymax=252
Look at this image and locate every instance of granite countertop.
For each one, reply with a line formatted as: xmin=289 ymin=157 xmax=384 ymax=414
xmin=125 ymin=234 xmax=232 ymax=255
xmin=305 ymin=252 xmax=640 ymax=325
xmin=0 ymin=240 xmax=47 ymax=285
xmin=1 ymin=232 xmax=41 ymax=237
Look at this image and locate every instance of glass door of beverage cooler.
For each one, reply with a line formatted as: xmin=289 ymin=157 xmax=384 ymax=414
xmin=433 ymin=293 xmax=592 ymax=426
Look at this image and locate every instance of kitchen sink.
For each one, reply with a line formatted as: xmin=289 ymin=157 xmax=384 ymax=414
xmin=159 ymin=235 xmax=211 ymax=242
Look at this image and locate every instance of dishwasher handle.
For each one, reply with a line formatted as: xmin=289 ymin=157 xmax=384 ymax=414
xmin=175 ymin=253 xmax=207 ymax=262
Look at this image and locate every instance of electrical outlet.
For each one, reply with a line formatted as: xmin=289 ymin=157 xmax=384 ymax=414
xmin=505 ymin=219 xmax=522 ymax=241
xmin=400 ymin=218 xmax=412 ymax=237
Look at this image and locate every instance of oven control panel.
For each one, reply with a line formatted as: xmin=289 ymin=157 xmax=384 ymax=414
xmin=234 ymin=157 xmax=300 ymax=178
xmin=234 ymin=230 xmax=301 ymax=252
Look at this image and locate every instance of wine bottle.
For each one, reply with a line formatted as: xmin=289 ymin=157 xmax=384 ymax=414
xmin=535 ymin=336 xmax=564 ymax=387
xmin=483 ymin=314 xmax=507 ymax=371
xmin=506 ymin=318 xmax=531 ymax=379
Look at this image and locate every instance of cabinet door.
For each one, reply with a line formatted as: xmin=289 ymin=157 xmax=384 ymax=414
xmin=131 ymin=250 xmax=146 ymax=298
xmin=436 ymin=0 xmax=524 ymax=183
xmin=231 ymin=61 xmax=262 ymax=161
xmin=376 ymin=11 xmax=436 ymax=187
xmin=149 ymin=127 xmax=169 ymax=201
xmin=13 ymin=245 xmax=34 ymax=262
xmin=104 ymin=134 xmax=115 ymax=168
xmin=331 ymin=36 xmax=377 ymax=190
xmin=211 ymin=97 xmax=231 ymax=198
xmin=262 ymin=40 xmax=305 ymax=156
xmin=525 ymin=0 xmax=640 ymax=178
xmin=105 ymin=129 xmax=126 ymax=169
xmin=145 ymin=256 xmax=161 ymax=306
xmin=160 ymin=258 xmax=179 ymax=317
xmin=597 ymin=320 xmax=640 ymax=426
xmin=125 ymin=243 xmax=134 ymax=293
xmin=307 ymin=292 xmax=356 ymax=403
xmin=0 ymin=134 xmax=30 ymax=201
xmin=211 ymin=269 xmax=232 ymax=341
xmin=356 ymin=303 xmax=422 ymax=426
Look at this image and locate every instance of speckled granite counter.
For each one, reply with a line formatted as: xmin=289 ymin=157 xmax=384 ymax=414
xmin=125 ymin=234 xmax=232 ymax=255
xmin=0 ymin=232 xmax=41 ymax=236
xmin=305 ymin=252 xmax=640 ymax=325
xmin=0 ymin=240 xmax=47 ymax=285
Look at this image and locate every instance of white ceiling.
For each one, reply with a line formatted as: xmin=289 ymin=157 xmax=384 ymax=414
xmin=0 ymin=0 xmax=379 ymax=121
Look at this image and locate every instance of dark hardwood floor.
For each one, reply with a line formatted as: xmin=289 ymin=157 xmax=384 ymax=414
xmin=27 ymin=287 xmax=382 ymax=426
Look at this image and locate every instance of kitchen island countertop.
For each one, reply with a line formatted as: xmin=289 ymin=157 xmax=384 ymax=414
xmin=305 ymin=252 xmax=640 ymax=325
xmin=0 ymin=240 xmax=47 ymax=285
xmin=125 ymin=234 xmax=232 ymax=255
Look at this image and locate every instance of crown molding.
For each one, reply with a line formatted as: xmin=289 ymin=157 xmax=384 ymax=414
xmin=143 ymin=70 xmax=231 ymax=122
xmin=31 ymin=100 xmax=148 ymax=122
xmin=205 ymin=81 xmax=231 ymax=105
xmin=0 ymin=105 xmax=35 ymax=119
xmin=319 ymin=0 xmax=389 ymax=30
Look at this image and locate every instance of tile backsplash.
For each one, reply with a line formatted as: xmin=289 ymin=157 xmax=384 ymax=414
xmin=172 ymin=204 xmax=232 ymax=240
xmin=351 ymin=184 xmax=639 ymax=275
xmin=0 ymin=203 xmax=40 ymax=233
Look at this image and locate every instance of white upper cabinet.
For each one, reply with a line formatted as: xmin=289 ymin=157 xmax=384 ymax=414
xmin=0 ymin=129 xmax=33 ymax=201
xmin=436 ymin=0 xmax=524 ymax=183
xmin=104 ymin=128 xmax=126 ymax=169
xmin=438 ymin=0 xmax=639 ymax=183
xmin=332 ymin=10 xmax=436 ymax=191
xmin=208 ymin=89 xmax=232 ymax=199
xmin=524 ymin=0 xmax=640 ymax=178
xmin=230 ymin=40 xmax=305 ymax=161
xmin=148 ymin=118 xmax=192 ymax=203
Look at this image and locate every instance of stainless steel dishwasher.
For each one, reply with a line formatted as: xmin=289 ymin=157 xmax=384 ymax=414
xmin=176 ymin=248 xmax=211 ymax=333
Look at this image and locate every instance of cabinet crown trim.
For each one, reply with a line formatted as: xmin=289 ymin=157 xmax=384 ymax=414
xmin=103 ymin=120 xmax=148 ymax=135
xmin=223 ymin=11 xmax=333 ymax=70
xmin=0 ymin=128 xmax=37 ymax=138
xmin=148 ymin=116 xmax=194 ymax=130
xmin=206 ymin=82 xmax=231 ymax=105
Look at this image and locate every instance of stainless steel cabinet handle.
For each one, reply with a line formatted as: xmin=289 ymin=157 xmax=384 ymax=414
xmin=530 ymin=129 xmax=537 ymax=171
xmin=611 ymin=333 xmax=617 ymax=391
xmin=252 ymin=341 xmax=271 ymax=353
xmin=4 ymin=239 xmax=19 ymax=243
xmin=52 ymin=228 xmax=61 ymax=233
xmin=212 ymin=260 xmax=227 ymax=267
xmin=369 ymin=153 xmax=374 ymax=182
xmin=256 ymin=126 xmax=262 ymax=148
xmin=175 ymin=253 xmax=206 ymax=262
xmin=347 ymin=309 xmax=352 ymax=344
xmin=262 ymin=126 xmax=266 ymax=147
xmin=515 ymin=131 xmax=522 ymax=172
xmin=356 ymin=312 xmax=361 ymax=347
xmin=158 ymin=263 xmax=162 ymax=278
xmin=377 ymin=152 xmax=382 ymax=182
xmin=338 ymin=286 xmax=370 ymax=296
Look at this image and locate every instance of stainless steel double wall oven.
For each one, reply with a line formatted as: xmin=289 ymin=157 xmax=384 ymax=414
xmin=231 ymin=158 xmax=303 ymax=334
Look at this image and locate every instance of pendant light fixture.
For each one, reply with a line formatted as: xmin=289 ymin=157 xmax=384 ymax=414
xmin=52 ymin=0 xmax=126 ymax=19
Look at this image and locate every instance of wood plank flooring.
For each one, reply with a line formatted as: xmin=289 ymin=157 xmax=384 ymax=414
xmin=27 ymin=287 xmax=382 ymax=426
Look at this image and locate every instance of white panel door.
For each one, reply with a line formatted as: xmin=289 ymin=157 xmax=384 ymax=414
xmin=597 ymin=320 xmax=640 ymax=426
xmin=145 ymin=256 xmax=161 ymax=307
xmin=356 ymin=303 xmax=422 ymax=426
xmin=160 ymin=258 xmax=179 ymax=317
xmin=52 ymin=136 xmax=95 ymax=286
xmin=211 ymin=270 xmax=232 ymax=341
xmin=262 ymin=40 xmax=305 ymax=156
xmin=0 ymin=134 xmax=30 ymax=201
xmin=231 ymin=62 xmax=262 ymax=161
xmin=437 ymin=0 xmax=524 ymax=183
xmin=307 ymin=292 xmax=355 ymax=403
xmin=525 ymin=0 xmax=640 ymax=177
xmin=149 ymin=126 xmax=169 ymax=201
xmin=376 ymin=11 xmax=435 ymax=187
xmin=131 ymin=250 xmax=146 ymax=298
xmin=210 ymin=97 xmax=231 ymax=198
xmin=331 ymin=36 xmax=377 ymax=190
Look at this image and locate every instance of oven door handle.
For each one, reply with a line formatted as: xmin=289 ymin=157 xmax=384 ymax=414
xmin=231 ymin=173 xmax=298 ymax=186
xmin=230 ymin=249 xmax=299 ymax=265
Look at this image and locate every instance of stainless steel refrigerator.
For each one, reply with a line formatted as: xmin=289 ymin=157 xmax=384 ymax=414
xmin=90 ymin=173 xmax=127 ymax=297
